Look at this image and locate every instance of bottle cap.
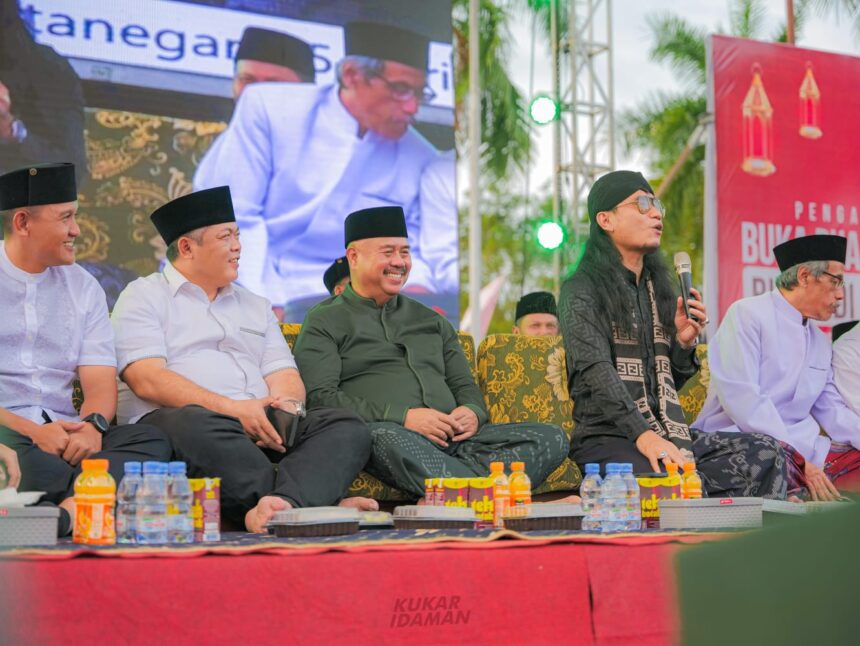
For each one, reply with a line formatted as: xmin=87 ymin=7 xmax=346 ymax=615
xmin=124 ymin=461 xmax=142 ymax=474
xmin=511 ymin=461 xmax=525 ymax=471
xmin=143 ymin=461 xmax=163 ymax=474
xmin=168 ymin=461 xmax=187 ymax=475
xmin=682 ymin=462 xmax=696 ymax=471
xmin=665 ymin=462 xmax=679 ymax=473
xmin=82 ymin=459 xmax=108 ymax=471
xmin=489 ymin=461 xmax=504 ymax=472
xmin=605 ymin=463 xmax=620 ymax=473
xmin=620 ymin=463 xmax=633 ymax=473
xmin=584 ymin=463 xmax=600 ymax=474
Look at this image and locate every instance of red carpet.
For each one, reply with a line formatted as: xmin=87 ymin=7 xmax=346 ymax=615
xmin=0 ymin=531 xmax=725 ymax=645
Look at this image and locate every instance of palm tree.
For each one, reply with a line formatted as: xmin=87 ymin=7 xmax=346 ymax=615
xmin=620 ymin=0 xmax=811 ymax=279
xmin=808 ymin=0 xmax=860 ymax=39
xmin=452 ymin=0 xmax=535 ymax=181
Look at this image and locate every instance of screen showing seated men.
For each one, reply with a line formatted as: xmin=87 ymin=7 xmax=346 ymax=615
xmin=0 ymin=0 xmax=458 ymax=322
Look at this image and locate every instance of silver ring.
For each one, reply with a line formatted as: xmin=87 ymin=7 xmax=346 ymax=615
xmin=658 ymin=450 xmax=668 ymax=459
xmin=704 ymin=318 xmax=711 ymax=324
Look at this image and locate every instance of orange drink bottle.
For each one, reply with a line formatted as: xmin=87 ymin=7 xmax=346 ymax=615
xmin=508 ymin=461 xmax=532 ymax=519
xmin=488 ymin=462 xmax=509 ymax=528
xmin=681 ymin=462 xmax=703 ymax=499
xmin=73 ymin=459 xmax=116 ymax=545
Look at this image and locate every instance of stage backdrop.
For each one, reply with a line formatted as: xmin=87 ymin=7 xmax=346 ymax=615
xmin=705 ymin=35 xmax=860 ymax=328
xmin=1 ymin=0 xmax=457 ymax=322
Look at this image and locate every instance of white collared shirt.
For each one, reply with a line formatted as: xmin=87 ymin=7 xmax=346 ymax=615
xmin=0 ymin=241 xmax=116 ymax=424
xmin=111 ymin=262 xmax=297 ymax=424
xmin=833 ymin=323 xmax=860 ymax=416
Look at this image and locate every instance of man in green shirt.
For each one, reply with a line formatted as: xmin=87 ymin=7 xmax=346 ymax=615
xmin=294 ymin=206 xmax=568 ymax=497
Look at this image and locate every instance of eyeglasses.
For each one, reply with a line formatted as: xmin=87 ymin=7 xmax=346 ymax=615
xmin=614 ymin=195 xmax=666 ymax=216
xmin=367 ymin=72 xmax=436 ymax=103
xmin=820 ymin=270 xmax=845 ymax=289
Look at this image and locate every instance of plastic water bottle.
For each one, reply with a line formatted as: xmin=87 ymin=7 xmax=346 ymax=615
xmin=167 ymin=461 xmax=194 ymax=544
xmin=601 ymin=463 xmax=626 ymax=533
xmin=580 ymin=463 xmax=603 ymax=532
xmin=620 ymin=463 xmax=642 ymax=531
xmin=116 ymin=461 xmax=142 ymax=544
xmin=136 ymin=461 xmax=168 ymax=544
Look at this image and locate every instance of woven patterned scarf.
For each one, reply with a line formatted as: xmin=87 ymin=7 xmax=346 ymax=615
xmin=612 ymin=277 xmax=692 ymax=448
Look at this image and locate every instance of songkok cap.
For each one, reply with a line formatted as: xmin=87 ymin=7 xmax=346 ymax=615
xmin=773 ymin=234 xmax=847 ymax=272
xmin=323 ymin=256 xmax=350 ymax=294
xmin=832 ymin=320 xmax=858 ymax=343
xmin=344 ymin=21 xmax=429 ymax=71
xmin=236 ymin=27 xmax=315 ymax=81
xmin=515 ymin=291 xmax=558 ymax=321
xmin=150 ymin=186 xmax=235 ymax=247
xmin=344 ymin=206 xmax=408 ymax=246
xmin=0 ymin=163 xmax=77 ymax=210
xmin=587 ymin=170 xmax=655 ymax=225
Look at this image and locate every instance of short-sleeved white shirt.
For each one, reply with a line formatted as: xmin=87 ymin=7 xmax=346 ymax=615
xmin=111 ymin=262 xmax=297 ymax=423
xmin=0 ymin=241 xmax=116 ymax=424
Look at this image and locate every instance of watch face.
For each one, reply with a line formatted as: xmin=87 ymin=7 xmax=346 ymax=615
xmin=86 ymin=413 xmax=109 ymax=433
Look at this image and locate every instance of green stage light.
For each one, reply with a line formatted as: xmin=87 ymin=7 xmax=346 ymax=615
xmin=529 ymin=95 xmax=559 ymax=125
xmin=537 ymin=221 xmax=564 ymax=250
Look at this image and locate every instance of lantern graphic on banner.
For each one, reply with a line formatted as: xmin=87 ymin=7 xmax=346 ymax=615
xmin=741 ymin=64 xmax=776 ymax=177
xmin=799 ymin=62 xmax=822 ymax=139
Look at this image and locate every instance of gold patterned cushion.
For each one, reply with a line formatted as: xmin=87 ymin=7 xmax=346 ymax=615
xmin=476 ymin=334 xmax=582 ymax=493
xmin=678 ymin=344 xmax=710 ymax=424
xmin=280 ymin=322 xmax=302 ymax=350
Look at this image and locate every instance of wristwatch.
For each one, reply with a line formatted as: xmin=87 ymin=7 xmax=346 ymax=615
xmin=82 ymin=412 xmax=110 ymax=434
xmin=282 ymin=399 xmax=306 ymax=418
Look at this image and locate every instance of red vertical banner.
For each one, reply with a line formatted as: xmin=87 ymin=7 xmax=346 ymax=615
xmin=706 ymin=35 xmax=860 ymax=325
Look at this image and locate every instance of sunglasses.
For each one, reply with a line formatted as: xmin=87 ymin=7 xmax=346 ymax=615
xmin=614 ymin=195 xmax=666 ymax=216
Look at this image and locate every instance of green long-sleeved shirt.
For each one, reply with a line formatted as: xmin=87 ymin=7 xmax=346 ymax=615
xmin=294 ymin=285 xmax=489 ymax=426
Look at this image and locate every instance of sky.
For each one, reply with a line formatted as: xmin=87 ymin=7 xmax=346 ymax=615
xmin=477 ymin=0 xmax=860 ymax=200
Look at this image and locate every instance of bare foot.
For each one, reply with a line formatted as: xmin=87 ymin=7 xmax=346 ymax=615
xmin=245 ymin=495 xmax=291 ymax=533
xmin=416 ymin=497 xmax=427 ymax=506
xmin=787 ymin=495 xmax=804 ymax=504
xmin=546 ymin=494 xmax=582 ymax=504
xmin=338 ymin=496 xmax=379 ymax=511
xmin=59 ymin=496 xmax=75 ymax=518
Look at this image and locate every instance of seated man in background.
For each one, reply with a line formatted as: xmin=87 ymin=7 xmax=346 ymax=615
xmin=111 ymin=187 xmax=375 ymax=533
xmin=323 ymin=256 xmax=350 ymax=297
xmin=833 ymin=320 xmax=859 ymax=416
xmin=0 ymin=163 xmax=171 ymax=533
xmin=512 ymin=291 xmax=559 ymax=336
xmin=559 ymin=170 xmax=786 ymax=498
xmin=294 ymin=206 xmax=569 ymax=498
xmin=695 ymin=235 xmax=860 ymax=500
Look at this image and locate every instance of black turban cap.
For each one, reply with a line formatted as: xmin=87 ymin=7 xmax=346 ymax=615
xmin=235 ymin=27 xmax=315 ymax=82
xmin=0 ymin=163 xmax=77 ymax=210
xmin=150 ymin=186 xmax=235 ymax=247
xmin=344 ymin=21 xmax=429 ymax=71
xmin=515 ymin=291 xmax=558 ymax=321
xmin=344 ymin=206 xmax=408 ymax=247
xmin=587 ymin=170 xmax=655 ymax=226
xmin=323 ymin=256 xmax=350 ymax=294
xmin=773 ymin=234 xmax=847 ymax=272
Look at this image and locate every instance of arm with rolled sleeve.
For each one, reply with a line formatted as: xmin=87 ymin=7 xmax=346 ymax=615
xmin=295 ymin=317 xmax=409 ymax=424
xmin=440 ymin=321 xmax=488 ymax=426
xmin=193 ymin=87 xmax=273 ymax=296
xmin=260 ymin=309 xmax=305 ymax=402
xmin=559 ymin=281 xmax=651 ymax=441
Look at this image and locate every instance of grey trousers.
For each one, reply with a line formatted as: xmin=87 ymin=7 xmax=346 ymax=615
xmin=366 ymin=421 xmax=570 ymax=498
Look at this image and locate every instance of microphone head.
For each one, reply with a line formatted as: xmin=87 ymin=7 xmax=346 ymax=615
xmin=674 ymin=251 xmax=692 ymax=273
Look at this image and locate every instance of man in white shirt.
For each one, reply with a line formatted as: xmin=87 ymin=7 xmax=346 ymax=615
xmin=833 ymin=321 xmax=860 ymax=416
xmin=111 ymin=186 xmax=375 ymax=533
xmin=0 ymin=163 xmax=171 ymax=532
xmin=193 ymin=21 xmax=439 ymax=309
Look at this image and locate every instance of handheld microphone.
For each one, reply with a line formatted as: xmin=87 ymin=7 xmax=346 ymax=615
xmin=673 ymin=251 xmax=698 ymax=322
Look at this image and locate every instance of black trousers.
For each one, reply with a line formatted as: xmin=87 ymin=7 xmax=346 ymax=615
xmin=570 ymin=430 xmax=787 ymax=499
xmin=141 ymin=405 xmax=372 ymax=525
xmin=0 ymin=423 xmax=172 ymax=503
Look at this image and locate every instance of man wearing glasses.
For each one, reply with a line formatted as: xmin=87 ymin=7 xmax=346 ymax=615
xmin=559 ymin=170 xmax=787 ymax=499
xmin=694 ymin=234 xmax=860 ymax=501
xmin=194 ymin=21 xmax=439 ymax=314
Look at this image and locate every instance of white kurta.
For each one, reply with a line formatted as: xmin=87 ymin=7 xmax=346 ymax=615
xmin=416 ymin=151 xmax=459 ymax=294
xmin=111 ymin=262 xmax=297 ymax=424
xmin=0 ymin=241 xmax=116 ymax=424
xmin=693 ymin=289 xmax=860 ymax=466
xmin=193 ymin=82 xmax=439 ymax=304
xmin=833 ymin=323 xmax=860 ymax=415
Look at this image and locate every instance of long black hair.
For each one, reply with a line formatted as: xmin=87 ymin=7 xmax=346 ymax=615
xmin=574 ymin=224 xmax=679 ymax=336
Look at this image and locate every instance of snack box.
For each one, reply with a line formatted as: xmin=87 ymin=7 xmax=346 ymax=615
xmin=267 ymin=507 xmax=360 ymax=537
xmin=189 ymin=477 xmax=221 ymax=542
xmin=358 ymin=511 xmax=394 ymax=530
xmin=762 ymin=498 xmax=853 ymax=522
xmin=0 ymin=505 xmax=59 ymax=546
xmin=659 ymin=497 xmax=763 ymax=530
xmin=637 ymin=472 xmax=682 ymax=529
xmin=502 ymin=503 xmax=585 ymax=532
xmin=393 ymin=505 xmax=477 ymax=530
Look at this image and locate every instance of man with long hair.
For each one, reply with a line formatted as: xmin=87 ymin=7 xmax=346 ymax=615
xmin=559 ymin=170 xmax=786 ymax=497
